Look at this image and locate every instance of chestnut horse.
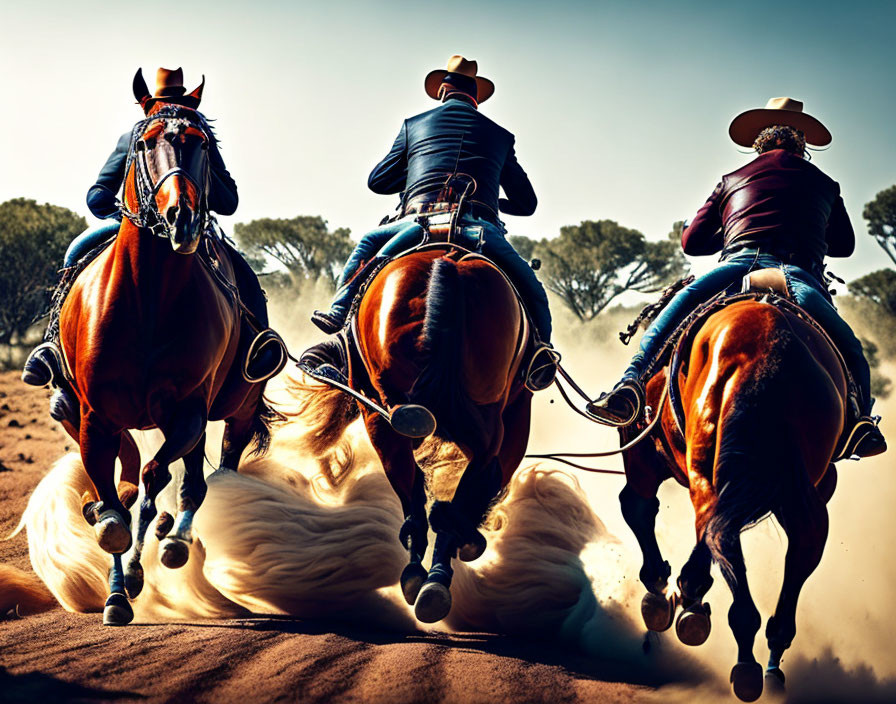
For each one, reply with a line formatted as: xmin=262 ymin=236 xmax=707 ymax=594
xmin=58 ymin=104 xmax=277 ymax=625
xmin=347 ymin=247 xmax=532 ymax=623
xmin=620 ymin=298 xmax=844 ymax=701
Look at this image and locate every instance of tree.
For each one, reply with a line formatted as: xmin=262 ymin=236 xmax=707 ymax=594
xmin=508 ymin=234 xmax=537 ymax=262
xmin=861 ymin=338 xmax=892 ymax=400
xmin=847 ymin=269 xmax=896 ymax=318
xmin=533 ymin=220 xmax=689 ymax=321
xmin=0 ymin=198 xmax=85 ymax=345
xmin=863 ymin=186 xmax=896 ymax=266
xmin=233 ymin=216 xmax=353 ymax=288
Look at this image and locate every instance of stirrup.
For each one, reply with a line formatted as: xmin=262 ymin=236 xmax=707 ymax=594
xmin=586 ymin=379 xmax=645 ymax=427
xmin=525 ymin=343 xmax=561 ymax=392
xmin=311 ymin=309 xmax=346 ymax=335
xmin=22 ymin=342 xmax=66 ymax=387
xmin=836 ymin=416 xmax=887 ymax=460
xmin=243 ymin=328 xmax=288 ymax=383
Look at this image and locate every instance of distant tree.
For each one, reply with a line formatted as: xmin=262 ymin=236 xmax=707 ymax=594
xmin=508 ymin=234 xmax=537 ymax=262
xmin=861 ymin=337 xmax=892 ymax=400
xmin=848 ymin=269 xmax=896 ymax=318
xmin=0 ymin=198 xmax=85 ymax=345
xmin=863 ymin=186 xmax=896 ymax=266
xmin=233 ymin=216 xmax=353 ymax=288
xmin=534 ymin=220 xmax=689 ymax=321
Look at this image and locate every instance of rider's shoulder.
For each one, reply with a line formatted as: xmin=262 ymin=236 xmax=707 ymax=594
xmin=724 ymin=149 xmax=835 ymax=185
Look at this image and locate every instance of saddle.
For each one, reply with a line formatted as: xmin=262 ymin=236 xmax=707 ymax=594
xmin=636 ymin=268 xmax=859 ymax=458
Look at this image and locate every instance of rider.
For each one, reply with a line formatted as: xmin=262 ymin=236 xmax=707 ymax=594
xmin=22 ymin=68 xmax=275 ymax=400
xmin=589 ymin=97 xmax=886 ymax=458
xmin=303 ymin=55 xmax=551 ymax=375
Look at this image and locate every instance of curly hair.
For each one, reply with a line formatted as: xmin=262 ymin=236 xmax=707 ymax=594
xmin=753 ymin=125 xmax=807 ymax=156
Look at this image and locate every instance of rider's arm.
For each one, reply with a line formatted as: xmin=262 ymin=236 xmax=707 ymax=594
xmin=498 ymin=140 xmax=537 ymax=216
xmin=682 ymin=182 xmax=724 ymax=255
xmin=368 ymin=122 xmax=408 ymax=195
xmin=207 ymin=137 xmax=239 ymax=216
xmin=825 ymin=193 xmax=855 ymax=257
xmin=85 ymin=132 xmax=131 ymax=220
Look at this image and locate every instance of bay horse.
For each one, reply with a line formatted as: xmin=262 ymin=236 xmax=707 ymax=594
xmin=322 ymin=246 xmax=532 ymax=623
xmin=620 ymin=296 xmax=844 ymax=701
xmin=57 ymin=102 xmax=278 ymax=625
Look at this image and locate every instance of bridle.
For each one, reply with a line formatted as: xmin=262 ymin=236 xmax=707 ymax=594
xmin=119 ymin=106 xmax=211 ymax=238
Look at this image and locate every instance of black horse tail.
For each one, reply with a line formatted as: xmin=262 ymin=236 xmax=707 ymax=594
xmin=702 ymin=325 xmax=799 ymax=585
xmin=410 ymin=258 xmax=472 ymax=424
xmin=247 ymin=390 xmax=286 ymax=457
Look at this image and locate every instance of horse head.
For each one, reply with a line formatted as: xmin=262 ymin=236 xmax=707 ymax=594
xmin=126 ymin=104 xmax=210 ymax=254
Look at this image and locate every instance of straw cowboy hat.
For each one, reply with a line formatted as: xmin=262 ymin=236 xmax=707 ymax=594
xmin=425 ymin=55 xmax=495 ymax=103
xmin=729 ymin=97 xmax=832 ymax=147
xmin=132 ymin=67 xmax=205 ymax=112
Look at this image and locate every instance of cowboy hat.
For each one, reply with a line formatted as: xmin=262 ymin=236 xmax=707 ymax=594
xmin=728 ymin=97 xmax=831 ymax=147
xmin=132 ymin=67 xmax=205 ymax=113
xmin=425 ymin=55 xmax=495 ymax=103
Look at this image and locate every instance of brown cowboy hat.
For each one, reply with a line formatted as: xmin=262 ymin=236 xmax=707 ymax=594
xmin=425 ymin=55 xmax=495 ymax=103
xmin=132 ymin=67 xmax=205 ymax=113
xmin=728 ymin=97 xmax=831 ymax=147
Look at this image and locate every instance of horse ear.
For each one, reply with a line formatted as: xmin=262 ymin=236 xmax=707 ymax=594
xmin=186 ymin=75 xmax=205 ymax=105
xmin=133 ymin=68 xmax=151 ymax=107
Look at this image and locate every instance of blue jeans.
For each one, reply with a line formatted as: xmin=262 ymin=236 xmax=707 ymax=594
xmin=624 ymin=250 xmax=871 ymax=412
xmin=64 ymin=220 xmax=120 ymax=267
xmin=331 ymin=215 xmax=552 ymax=342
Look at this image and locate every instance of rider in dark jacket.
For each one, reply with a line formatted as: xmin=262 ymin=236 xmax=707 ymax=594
xmin=309 ymin=55 xmax=551 ymax=346
xmin=589 ymin=98 xmax=885 ymax=458
xmin=23 ymin=68 xmax=271 ymax=397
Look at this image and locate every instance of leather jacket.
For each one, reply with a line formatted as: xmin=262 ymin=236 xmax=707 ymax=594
xmin=367 ymin=95 xmax=537 ymax=223
xmin=682 ymin=149 xmax=854 ymax=274
xmin=86 ymin=119 xmax=238 ymax=220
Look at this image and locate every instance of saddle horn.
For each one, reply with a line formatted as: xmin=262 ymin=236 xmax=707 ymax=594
xmin=132 ymin=68 xmax=151 ymax=108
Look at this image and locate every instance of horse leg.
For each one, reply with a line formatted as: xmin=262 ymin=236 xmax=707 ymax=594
xmin=79 ymin=414 xmax=131 ymax=554
xmin=416 ymin=453 xmax=503 ymax=624
xmin=123 ymin=401 xmax=206 ymax=597
xmin=103 ymin=554 xmax=133 ymax=627
xmin=674 ymin=538 xmax=714 ymax=646
xmin=620 ymin=479 xmax=675 ymax=632
xmin=764 ymin=481 xmax=829 ymax=692
xmin=364 ymin=413 xmax=429 ymax=605
xmin=158 ymin=432 xmax=208 ymax=569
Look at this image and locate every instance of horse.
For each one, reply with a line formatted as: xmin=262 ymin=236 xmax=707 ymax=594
xmin=619 ymin=296 xmax=844 ymax=701
xmin=57 ymin=102 xmax=279 ymax=626
xmin=305 ymin=245 xmax=533 ymax=623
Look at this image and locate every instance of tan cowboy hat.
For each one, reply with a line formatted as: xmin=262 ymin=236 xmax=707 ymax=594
xmin=728 ymin=97 xmax=831 ymax=147
xmin=425 ymin=55 xmax=495 ymax=103
xmin=132 ymin=67 xmax=205 ymax=113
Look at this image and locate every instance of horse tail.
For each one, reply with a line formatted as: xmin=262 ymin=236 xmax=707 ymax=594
xmin=0 ymin=564 xmax=57 ymax=616
xmin=285 ymin=375 xmax=360 ymax=456
xmin=247 ymin=390 xmax=287 ymax=457
xmin=409 ymin=257 xmax=467 ymax=417
xmin=702 ymin=322 xmax=799 ymax=585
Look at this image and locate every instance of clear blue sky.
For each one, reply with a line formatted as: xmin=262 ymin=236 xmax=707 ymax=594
xmin=2 ymin=0 xmax=894 ymax=281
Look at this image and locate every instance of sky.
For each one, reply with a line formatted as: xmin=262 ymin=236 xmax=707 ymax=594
xmin=1 ymin=0 xmax=895 ymax=283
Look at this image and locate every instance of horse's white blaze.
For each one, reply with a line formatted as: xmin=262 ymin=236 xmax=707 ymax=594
xmin=378 ymin=271 xmax=403 ymax=349
xmin=695 ymin=326 xmax=729 ymax=412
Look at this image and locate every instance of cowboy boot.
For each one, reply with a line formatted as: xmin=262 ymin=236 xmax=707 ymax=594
xmin=841 ymin=416 xmax=887 ymax=459
xmin=587 ymin=377 xmax=646 ymax=427
xmin=297 ymin=339 xmax=348 ymax=385
xmin=311 ymin=255 xmax=389 ymax=334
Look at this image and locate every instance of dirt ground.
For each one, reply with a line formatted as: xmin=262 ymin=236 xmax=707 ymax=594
xmin=0 ymin=371 xmax=651 ymax=704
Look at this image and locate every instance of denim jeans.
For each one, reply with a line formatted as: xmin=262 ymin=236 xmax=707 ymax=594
xmin=624 ymin=249 xmax=870 ymax=412
xmin=64 ymin=220 xmax=121 ymax=267
xmin=330 ymin=215 xmax=552 ymax=342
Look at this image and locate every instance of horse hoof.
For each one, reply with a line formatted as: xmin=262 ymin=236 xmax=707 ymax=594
xmin=124 ymin=562 xmax=144 ymax=599
xmin=159 ymin=537 xmax=190 ymax=569
xmin=414 ymin=581 xmax=452 ymax=623
xmin=458 ymin=530 xmax=487 ymax=562
xmin=103 ymin=593 xmax=133 ymax=627
xmin=730 ymin=662 xmax=763 ymax=702
xmin=154 ymin=512 xmax=174 ymax=540
xmin=400 ymin=563 xmax=428 ymax=605
xmin=675 ymin=602 xmax=711 ymax=646
xmin=641 ymin=591 xmax=677 ymax=632
xmin=390 ymin=404 xmax=436 ymax=438
xmin=95 ymin=511 xmax=132 ymax=554
xmin=765 ymin=667 xmax=786 ymax=698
